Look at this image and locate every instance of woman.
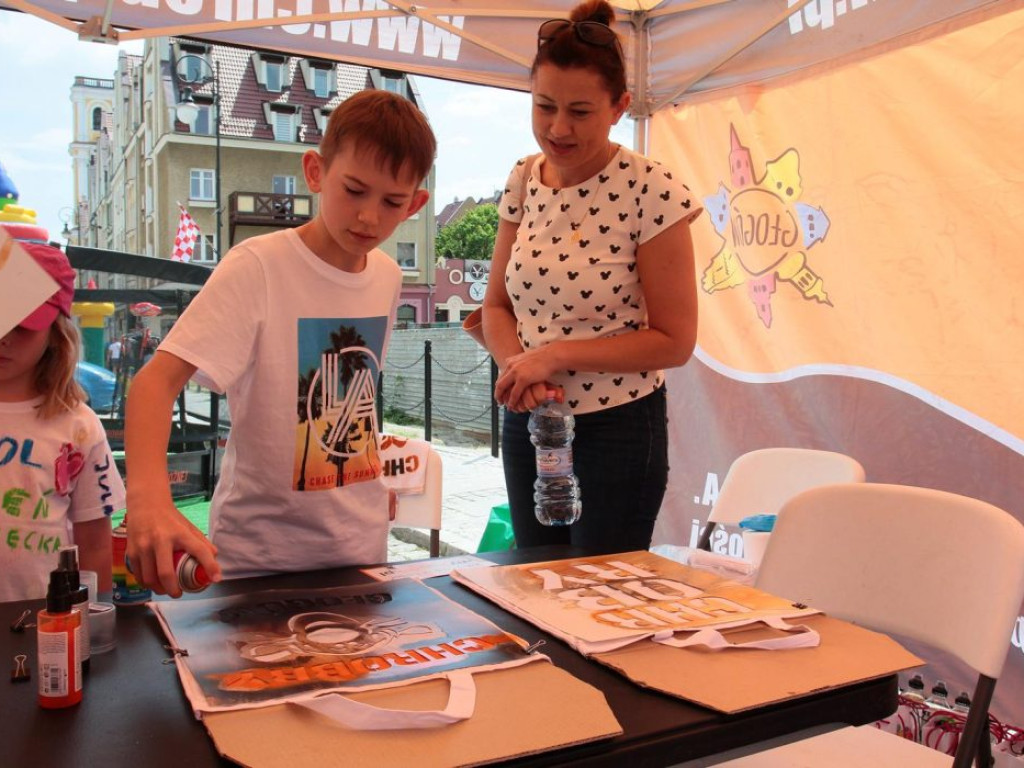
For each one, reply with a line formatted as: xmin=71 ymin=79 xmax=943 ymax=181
xmin=482 ymin=0 xmax=702 ymax=553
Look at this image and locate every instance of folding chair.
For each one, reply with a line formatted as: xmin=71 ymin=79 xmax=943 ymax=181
xmin=389 ymin=442 xmax=444 ymax=557
xmin=697 ymin=448 xmax=865 ymax=551
xmin=712 ymin=482 xmax=1024 ymax=768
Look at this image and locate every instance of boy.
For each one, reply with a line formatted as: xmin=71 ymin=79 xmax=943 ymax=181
xmin=124 ymin=90 xmax=435 ymax=596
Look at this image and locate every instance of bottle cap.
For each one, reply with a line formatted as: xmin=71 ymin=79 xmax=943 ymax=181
xmin=58 ymin=545 xmax=82 ymax=591
xmin=46 ymin=570 xmax=75 ymax=614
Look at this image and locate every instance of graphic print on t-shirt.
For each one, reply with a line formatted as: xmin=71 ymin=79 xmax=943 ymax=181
xmin=293 ymin=317 xmax=387 ymax=492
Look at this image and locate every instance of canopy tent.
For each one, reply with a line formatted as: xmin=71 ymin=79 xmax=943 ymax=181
xmin=6 ymin=0 xmax=1023 ymax=731
xmin=0 ymin=0 xmax=1009 ymax=122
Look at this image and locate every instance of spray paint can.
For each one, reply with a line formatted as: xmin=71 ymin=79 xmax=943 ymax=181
xmin=170 ymin=550 xmax=212 ymax=593
xmin=125 ymin=549 xmax=212 ymax=594
xmin=111 ymin=519 xmax=152 ymax=605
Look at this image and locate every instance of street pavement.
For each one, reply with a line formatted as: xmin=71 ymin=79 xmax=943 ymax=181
xmin=387 ymin=439 xmax=509 ymax=561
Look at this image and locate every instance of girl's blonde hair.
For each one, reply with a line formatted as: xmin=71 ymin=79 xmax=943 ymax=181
xmin=35 ymin=314 xmax=85 ymax=419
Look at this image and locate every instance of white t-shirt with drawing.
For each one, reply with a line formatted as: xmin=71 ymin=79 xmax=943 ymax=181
xmin=160 ymin=228 xmax=402 ymax=578
xmin=0 ymin=400 xmax=125 ymax=602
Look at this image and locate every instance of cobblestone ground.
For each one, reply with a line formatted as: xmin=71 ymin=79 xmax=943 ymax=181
xmin=387 ymin=533 xmax=431 ymax=562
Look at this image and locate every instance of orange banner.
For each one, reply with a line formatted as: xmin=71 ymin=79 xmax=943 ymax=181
xmin=651 ymin=6 xmax=1024 ymax=443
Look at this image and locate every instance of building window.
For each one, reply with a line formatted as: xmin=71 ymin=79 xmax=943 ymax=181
xmin=265 ymin=60 xmax=284 ymax=92
xmin=313 ymin=67 xmax=332 ymax=98
xmin=396 ymin=242 xmax=416 ymax=270
xmin=396 ymin=304 xmax=416 ymax=326
xmin=190 ymin=169 xmax=215 ymax=201
xmin=193 ymin=235 xmax=217 ymax=263
xmin=92 ymin=107 xmax=102 ymax=130
xmin=313 ymin=107 xmax=331 ymax=133
xmin=273 ymin=175 xmax=296 ymax=195
xmin=190 ymin=101 xmax=214 ymax=135
xmin=272 ymin=110 xmax=298 ymax=142
xmin=179 ymin=53 xmax=209 ymax=84
xmin=381 ymin=75 xmax=404 ymax=95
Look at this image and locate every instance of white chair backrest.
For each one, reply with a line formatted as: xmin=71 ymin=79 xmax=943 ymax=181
xmin=757 ymin=482 xmax=1024 ymax=678
xmin=392 ymin=444 xmax=443 ymax=533
xmin=709 ymin=448 xmax=866 ymax=527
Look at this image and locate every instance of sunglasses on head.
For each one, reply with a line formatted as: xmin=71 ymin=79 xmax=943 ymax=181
xmin=537 ymin=19 xmax=621 ymax=52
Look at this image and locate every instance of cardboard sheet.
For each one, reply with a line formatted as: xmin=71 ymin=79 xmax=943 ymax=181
xmin=453 ymin=552 xmax=923 ymax=714
xmin=204 ymin=661 xmax=623 ymax=768
xmin=593 ymin=613 xmax=922 ymax=713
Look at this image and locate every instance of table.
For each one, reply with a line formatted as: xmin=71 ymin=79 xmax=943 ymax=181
xmin=0 ymin=547 xmax=897 ymax=767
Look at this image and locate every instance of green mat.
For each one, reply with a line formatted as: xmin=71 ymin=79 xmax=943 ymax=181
xmin=111 ymin=496 xmax=212 ymax=536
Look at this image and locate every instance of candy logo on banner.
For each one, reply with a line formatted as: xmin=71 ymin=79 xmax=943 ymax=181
xmin=702 ymin=126 xmax=832 ymax=328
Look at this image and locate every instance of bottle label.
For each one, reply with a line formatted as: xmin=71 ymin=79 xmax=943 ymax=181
xmin=73 ymin=623 xmax=83 ymax=692
xmin=38 ymin=630 xmax=69 ymax=697
xmin=536 ymin=447 xmax=573 ymax=477
xmin=74 ymin=604 xmax=91 ymax=663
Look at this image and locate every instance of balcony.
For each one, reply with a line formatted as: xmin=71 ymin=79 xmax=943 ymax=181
xmin=228 ymin=191 xmax=313 ymax=246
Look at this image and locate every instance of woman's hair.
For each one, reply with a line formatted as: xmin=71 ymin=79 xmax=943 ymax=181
xmin=34 ymin=314 xmax=85 ymax=419
xmin=532 ymin=0 xmax=627 ymax=102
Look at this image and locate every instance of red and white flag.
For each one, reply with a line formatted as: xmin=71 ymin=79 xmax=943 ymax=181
xmin=171 ymin=203 xmax=201 ymax=262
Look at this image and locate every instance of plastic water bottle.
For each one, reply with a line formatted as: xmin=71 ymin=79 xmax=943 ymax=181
xmin=529 ymin=388 xmax=581 ymax=526
xmin=926 ymin=680 xmax=952 ymax=711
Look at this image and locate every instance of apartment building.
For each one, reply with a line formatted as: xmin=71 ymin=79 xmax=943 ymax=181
xmin=73 ymin=38 xmax=437 ymax=320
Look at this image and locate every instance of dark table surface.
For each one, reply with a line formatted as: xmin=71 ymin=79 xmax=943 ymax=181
xmin=1 ymin=546 xmax=897 ymax=767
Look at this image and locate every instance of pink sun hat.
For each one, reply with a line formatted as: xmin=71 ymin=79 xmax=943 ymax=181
xmin=17 ymin=241 xmax=76 ymax=331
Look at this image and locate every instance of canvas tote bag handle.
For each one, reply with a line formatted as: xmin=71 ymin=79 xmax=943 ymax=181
xmin=651 ymin=616 xmax=820 ymax=651
xmin=290 ymin=668 xmax=476 ymax=730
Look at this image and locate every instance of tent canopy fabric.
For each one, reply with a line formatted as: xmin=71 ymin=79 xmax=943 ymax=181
xmin=67 ymin=245 xmax=213 ymax=285
xmin=1 ymin=0 xmax=1011 ymax=117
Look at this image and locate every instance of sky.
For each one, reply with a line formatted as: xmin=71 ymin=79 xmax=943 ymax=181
xmin=0 ymin=10 xmax=633 ymax=248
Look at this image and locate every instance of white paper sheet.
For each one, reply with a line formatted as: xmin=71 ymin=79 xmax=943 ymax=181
xmin=362 ymin=555 xmax=496 ymax=582
xmin=0 ymin=230 xmax=61 ymax=339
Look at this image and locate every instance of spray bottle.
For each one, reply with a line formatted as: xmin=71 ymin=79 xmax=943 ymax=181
xmin=59 ymin=546 xmax=91 ymax=673
xmin=37 ymin=568 xmax=83 ymax=708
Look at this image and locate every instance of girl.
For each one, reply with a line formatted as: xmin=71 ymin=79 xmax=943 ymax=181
xmin=0 ymin=240 xmax=125 ymax=602
xmin=482 ymin=0 xmax=702 ymax=553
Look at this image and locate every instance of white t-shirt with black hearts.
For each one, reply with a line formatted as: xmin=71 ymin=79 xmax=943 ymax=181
xmin=499 ymin=145 xmax=702 ymax=415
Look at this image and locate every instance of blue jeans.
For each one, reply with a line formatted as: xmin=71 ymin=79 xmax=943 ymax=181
xmin=502 ymin=386 xmax=668 ymax=552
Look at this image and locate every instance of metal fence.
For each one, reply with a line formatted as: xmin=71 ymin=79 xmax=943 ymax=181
xmin=379 ymin=326 xmax=500 ymax=455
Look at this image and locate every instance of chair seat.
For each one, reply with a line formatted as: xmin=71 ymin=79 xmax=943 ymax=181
xmin=713 ymin=724 xmax=951 ymax=767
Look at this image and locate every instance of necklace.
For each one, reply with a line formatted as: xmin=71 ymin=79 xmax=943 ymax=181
xmin=556 ymin=144 xmax=617 ymax=243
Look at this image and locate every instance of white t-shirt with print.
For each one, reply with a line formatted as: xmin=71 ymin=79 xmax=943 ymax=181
xmin=160 ymin=228 xmax=402 ymax=578
xmin=0 ymin=400 xmax=125 ymax=602
xmin=500 ymin=145 xmax=703 ymax=414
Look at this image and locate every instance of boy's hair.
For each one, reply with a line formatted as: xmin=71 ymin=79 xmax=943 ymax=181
xmin=35 ymin=314 xmax=86 ymax=419
xmin=532 ymin=0 xmax=627 ymax=102
xmin=319 ymin=89 xmax=436 ymax=184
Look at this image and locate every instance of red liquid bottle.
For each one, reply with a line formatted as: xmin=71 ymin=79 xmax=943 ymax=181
xmin=37 ymin=570 xmax=83 ymax=709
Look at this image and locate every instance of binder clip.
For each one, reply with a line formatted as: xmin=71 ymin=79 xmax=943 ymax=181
xmin=11 ymin=654 xmax=30 ymax=683
xmin=162 ymin=644 xmax=190 ymax=665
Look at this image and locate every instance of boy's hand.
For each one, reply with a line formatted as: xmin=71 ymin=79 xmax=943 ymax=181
xmin=126 ymin=496 xmax=222 ymax=598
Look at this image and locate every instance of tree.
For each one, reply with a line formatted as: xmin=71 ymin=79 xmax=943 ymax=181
xmin=436 ymin=203 xmax=499 ymax=261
